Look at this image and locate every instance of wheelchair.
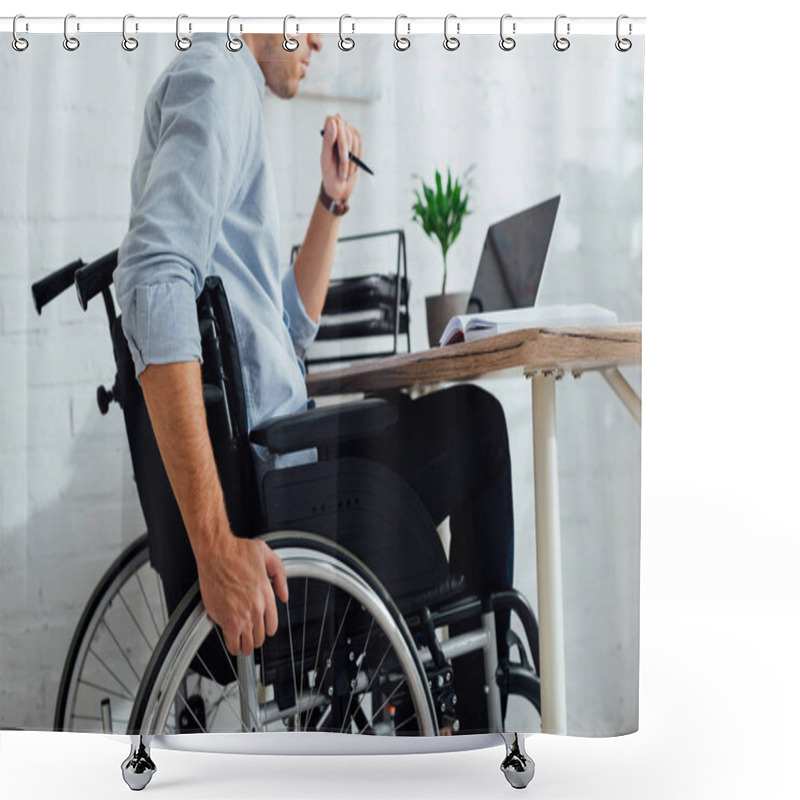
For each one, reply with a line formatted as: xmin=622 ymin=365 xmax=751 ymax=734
xmin=33 ymin=249 xmax=541 ymax=790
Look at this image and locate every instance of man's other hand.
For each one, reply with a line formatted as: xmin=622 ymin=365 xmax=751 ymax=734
xmin=196 ymin=536 xmax=289 ymax=656
xmin=321 ymin=113 xmax=362 ymax=203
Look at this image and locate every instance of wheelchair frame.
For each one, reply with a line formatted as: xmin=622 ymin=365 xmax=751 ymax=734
xmin=33 ymin=250 xmax=540 ymax=790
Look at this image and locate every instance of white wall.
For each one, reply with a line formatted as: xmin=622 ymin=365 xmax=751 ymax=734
xmin=0 ymin=33 xmax=642 ymax=734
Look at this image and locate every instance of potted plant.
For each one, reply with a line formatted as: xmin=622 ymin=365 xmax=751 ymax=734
xmin=412 ymin=168 xmax=472 ymax=346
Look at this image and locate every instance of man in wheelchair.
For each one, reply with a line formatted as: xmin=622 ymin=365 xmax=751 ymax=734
xmin=113 ymin=30 xmax=528 ymax=736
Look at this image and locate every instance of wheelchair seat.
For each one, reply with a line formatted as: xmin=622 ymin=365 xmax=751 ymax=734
xmin=112 ymin=275 xmax=461 ymax=617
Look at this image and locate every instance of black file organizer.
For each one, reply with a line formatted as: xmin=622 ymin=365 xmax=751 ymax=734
xmin=290 ymin=229 xmax=411 ymax=368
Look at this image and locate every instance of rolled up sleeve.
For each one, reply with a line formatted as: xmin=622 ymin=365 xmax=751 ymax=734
xmin=281 ymin=266 xmax=320 ymax=359
xmin=117 ymin=280 xmax=202 ymax=378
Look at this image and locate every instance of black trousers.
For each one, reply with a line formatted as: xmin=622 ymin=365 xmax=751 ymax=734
xmin=340 ymin=384 xmax=515 ymax=732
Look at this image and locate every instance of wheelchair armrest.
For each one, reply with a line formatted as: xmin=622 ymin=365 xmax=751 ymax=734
xmin=248 ymin=397 xmax=397 ymax=455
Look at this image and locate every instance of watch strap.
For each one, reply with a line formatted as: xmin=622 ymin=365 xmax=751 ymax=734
xmin=318 ymin=183 xmax=349 ymax=216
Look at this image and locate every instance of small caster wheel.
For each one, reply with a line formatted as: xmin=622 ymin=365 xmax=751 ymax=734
xmin=122 ymin=735 xmax=156 ymax=791
xmin=500 ymin=732 xmax=535 ymax=790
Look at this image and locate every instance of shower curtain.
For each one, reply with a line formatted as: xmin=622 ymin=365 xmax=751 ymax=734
xmin=0 ymin=16 xmax=644 ymax=754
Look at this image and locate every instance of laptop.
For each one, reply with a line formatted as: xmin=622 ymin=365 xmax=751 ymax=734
xmin=470 ymin=196 xmax=560 ymax=312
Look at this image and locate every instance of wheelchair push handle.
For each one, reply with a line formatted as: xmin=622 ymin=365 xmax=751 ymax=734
xmin=32 ymin=248 xmax=119 ymax=317
xmin=74 ymin=249 xmax=118 ymax=311
xmin=31 ymin=258 xmax=86 ymax=315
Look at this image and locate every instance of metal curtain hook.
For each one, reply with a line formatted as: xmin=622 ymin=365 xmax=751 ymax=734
xmin=394 ymin=14 xmax=410 ymax=51
xmin=227 ymin=15 xmax=243 ymax=51
xmin=175 ymin=14 xmax=192 ymax=51
xmin=339 ymin=14 xmax=355 ymax=51
xmin=63 ymin=13 xmax=80 ymax=51
xmin=615 ymin=15 xmax=632 ymax=51
xmin=122 ymin=14 xmax=138 ymax=51
xmin=444 ymin=14 xmax=460 ymax=51
xmin=499 ymin=14 xmax=516 ymax=51
xmin=12 ymin=14 xmax=29 ymax=52
xmin=283 ymin=15 xmax=299 ymax=51
xmin=553 ymin=14 xmax=570 ymax=52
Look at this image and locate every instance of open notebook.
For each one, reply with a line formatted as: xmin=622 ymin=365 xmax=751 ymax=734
xmin=440 ymin=304 xmax=619 ymax=345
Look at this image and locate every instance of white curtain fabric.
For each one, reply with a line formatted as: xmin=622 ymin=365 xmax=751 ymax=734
xmin=0 ymin=33 xmax=643 ymax=735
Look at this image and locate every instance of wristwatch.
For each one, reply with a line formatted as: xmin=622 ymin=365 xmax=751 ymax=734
xmin=318 ymin=183 xmax=349 ymax=216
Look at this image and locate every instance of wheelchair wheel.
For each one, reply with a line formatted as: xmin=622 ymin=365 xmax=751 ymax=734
xmin=128 ymin=532 xmax=438 ymax=737
xmin=54 ymin=533 xmax=169 ymax=732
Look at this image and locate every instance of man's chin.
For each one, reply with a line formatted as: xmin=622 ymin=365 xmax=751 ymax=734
xmin=278 ymin=81 xmax=301 ymax=100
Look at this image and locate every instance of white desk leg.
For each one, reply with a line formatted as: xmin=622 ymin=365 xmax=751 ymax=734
xmin=602 ymin=367 xmax=642 ymax=426
xmin=530 ymin=371 xmax=568 ymax=735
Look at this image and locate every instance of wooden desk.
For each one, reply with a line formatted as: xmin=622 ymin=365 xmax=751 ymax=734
xmin=307 ymin=323 xmax=642 ymax=735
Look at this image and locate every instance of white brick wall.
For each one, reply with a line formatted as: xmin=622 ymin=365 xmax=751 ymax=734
xmin=1 ymin=33 xmax=642 ymax=734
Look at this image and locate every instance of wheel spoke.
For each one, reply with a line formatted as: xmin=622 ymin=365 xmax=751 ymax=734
xmin=314 ymin=704 xmax=332 ymax=731
xmin=87 ymin=646 xmax=136 ymax=701
xmin=393 ymin=712 xmax=419 ymax=733
xmin=339 ymin=617 xmax=375 ymax=733
xmin=348 ymin=642 xmax=392 ymax=729
xmin=359 ymin=676 xmax=407 ymax=735
xmin=191 ymin=646 xmax=249 ymax=731
xmin=299 ymin=578 xmax=308 ymax=718
xmin=205 ymin=685 xmax=233 ymax=730
xmin=303 ymin=583 xmax=332 ymax=732
xmin=303 ymin=596 xmax=352 ymax=732
xmin=77 ymin=677 xmax=134 ymax=703
xmin=309 ymin=584 xmax=331 ymax=694
xmin=173 ymin=687 xmax=207 ymax=733
xmin=284 ymin=593 xmax=300 ymax=730
xmin=99 ymin=618 xmax=141 ymax=683
xmin=118 ymin=589 xmax=156 ymax=650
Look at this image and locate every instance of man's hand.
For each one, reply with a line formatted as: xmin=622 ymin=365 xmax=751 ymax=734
xmin=292 ymin=114 xmax=363 ymax=321
xmin=321 ymin=113 xmax=362 ymax=203
xmin=196 ymin=536 xmax=289 ymax=656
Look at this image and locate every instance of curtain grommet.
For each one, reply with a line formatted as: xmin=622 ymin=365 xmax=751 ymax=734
xmin=121 ymin=14 xmax=139 ymax=52
xmin=12 ymin=15 xmax=29 ymax=52
xmin=394 ymin=15 xmax=410 ymax=51
xmin=338 ymin=14 xmax=355 ymax=51
xmin=175 ymin=14 xmax=192 ymax=51
xmin=500 ymin=14 xmax=516 ymax=51
xmin=63 ymin=13 xmax=80 ymax=52
xmin=283 ymin=15 xmax=299 ymax=52
xmin=226 ymin=15 xmax=243 ymax=52
xmin=444 ymin=14 xmax=460 ymax=51
xmin=553 ymin=14 xmax=570 ymax=52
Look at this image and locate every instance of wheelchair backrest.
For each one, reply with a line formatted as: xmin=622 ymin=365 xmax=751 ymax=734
xmin=112 ymin=277 xmax=261 ymax=594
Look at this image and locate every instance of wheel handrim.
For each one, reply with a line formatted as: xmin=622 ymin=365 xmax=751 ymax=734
xmin=132 ymin=537 xmax=437 ymax=738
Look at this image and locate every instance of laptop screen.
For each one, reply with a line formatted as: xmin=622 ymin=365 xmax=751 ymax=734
xmin=470 ymin=196 xmax=560 ymax=312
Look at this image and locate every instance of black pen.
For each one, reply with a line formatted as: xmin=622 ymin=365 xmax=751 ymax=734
xmin=320 ymin=129 xmax=374 ymax=176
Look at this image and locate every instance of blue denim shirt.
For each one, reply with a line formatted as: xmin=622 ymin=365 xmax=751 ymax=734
xmin=114 ymin=35 xmax=318 ymax=475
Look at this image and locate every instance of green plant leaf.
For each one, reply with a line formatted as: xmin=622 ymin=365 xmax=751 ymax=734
xmin=411 ymin=168 xmax=472 ymax=292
